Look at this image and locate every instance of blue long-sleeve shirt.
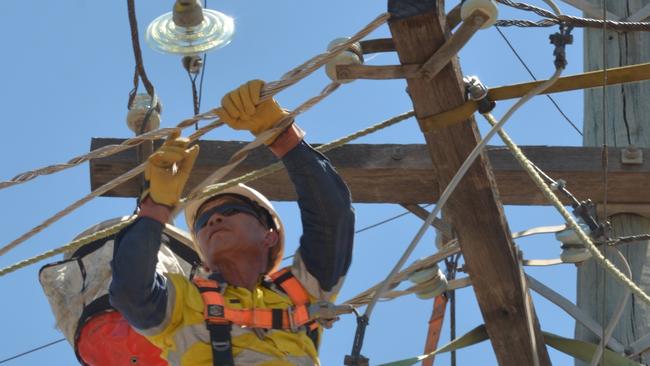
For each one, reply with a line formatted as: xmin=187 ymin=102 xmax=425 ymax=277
xmin=110 ymin=141 xmax=355 ymax=331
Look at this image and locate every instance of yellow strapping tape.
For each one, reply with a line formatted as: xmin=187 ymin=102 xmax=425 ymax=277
xmin=418 ymin=101 xmax=478 ymax=132
xmin=419 ymin=61 xmax=650 ymax=132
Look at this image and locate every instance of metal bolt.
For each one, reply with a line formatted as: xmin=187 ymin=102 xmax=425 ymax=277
xmin=391 ymin=146 xmax=403 ymax=160
xmin=621 ymin=145 xmax=643 ymax=165
xmin=473 ymin=14 xmax=487 ymax=27
xmin=550 ymin=179 xmax=566 ymax=191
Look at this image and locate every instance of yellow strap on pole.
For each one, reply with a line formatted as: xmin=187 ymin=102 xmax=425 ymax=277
xmin=377 ymin=325 xmax=643 ymax=366
xmin=377 ymin=325 xmax=489 ymax=366
xmin=424 ymin=61 xmax=650 ymax=130
xmin=490 ymin=61 xmax=650 ymax=101
xmin=543 ymin=332 xmax=641 ymax=366
xmin=419 ymin=101 xmax=478 ymax=132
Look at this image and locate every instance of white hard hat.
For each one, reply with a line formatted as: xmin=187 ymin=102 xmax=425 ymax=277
xmin=184 ymin=183 xmax=285 ymax=273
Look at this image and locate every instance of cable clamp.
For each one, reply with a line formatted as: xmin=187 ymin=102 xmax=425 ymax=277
xmin=550 ymin=178 xmax=566 ymax=191
xmin=463 ymin=75 xmax=495 ymax=114
xmin=417 ymin=75 xmax=493 ymax=132
xmin=308 ymin=301 xmax=354 ymax=329
xmin=549 ymin=25 xmax=574 ymax=70
xmin=182 ymin=55 xmax=203 ymax=74
xmin=621 ymin=145 xmax=643 ymax=165
xmin=572 ymin=199 xmax=604 ymax=238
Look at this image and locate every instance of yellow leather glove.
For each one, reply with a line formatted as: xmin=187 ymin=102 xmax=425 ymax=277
xmin=215 ymin=80 xmax=290 ymax=144
xmin=143 ymin=131 xmax=200 ymax=207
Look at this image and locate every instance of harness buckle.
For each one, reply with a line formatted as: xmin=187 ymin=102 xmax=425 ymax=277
xmin=287 ymin=306 xmax=298 ymax=332
xmin=211 ymin=340 xmax=231 ymax=352
xmin=207 ymin=304 xmax=225 ymax=318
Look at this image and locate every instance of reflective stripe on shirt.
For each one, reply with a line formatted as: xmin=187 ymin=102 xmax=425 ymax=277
xmin=140 ymin=273 xmax=318 ymax=366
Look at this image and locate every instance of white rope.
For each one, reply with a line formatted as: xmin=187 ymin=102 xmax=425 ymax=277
xmin=482 ymin=112 xmax=650 ymax=306
xmin=0 ymin=12 xmax=392 ymax=259
xmin=343 ymin=241 xmax=461 ymax=308
xmin=174 ymin=82 xmax=341 ymax=217
xmin=0 ymin=112 xmax=415 ymax=276
xmin=0 ymin=14 xmax=390 ymax=193
xmin=588 ymin=248 xmax=632 ymax=366
xmin=541 ymin=0 xmax=563 ymax=18
xmin=361 ymin=67 xmax=563 ymax=320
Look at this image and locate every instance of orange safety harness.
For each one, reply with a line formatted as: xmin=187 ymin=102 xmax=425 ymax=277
xmin=192 ymin=267 xmax=319 ymax=366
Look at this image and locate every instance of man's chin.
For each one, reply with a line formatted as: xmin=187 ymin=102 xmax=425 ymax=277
xmin=207 ymin=246 xmax=236 ymax=263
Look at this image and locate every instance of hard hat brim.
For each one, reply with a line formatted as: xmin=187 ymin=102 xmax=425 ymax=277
xmin=184 ymin=184 xmax=285 ymax=273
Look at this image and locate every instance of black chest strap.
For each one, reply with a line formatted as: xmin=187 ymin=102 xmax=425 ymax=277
xmin=207 ymin=323 xmax=234 ymax=366
xmin=194 ymin=279 xmax=234 ymax=366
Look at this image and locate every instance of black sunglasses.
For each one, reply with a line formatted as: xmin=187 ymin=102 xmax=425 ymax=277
xmin=194 ymin=202 xmax=268 ymax=233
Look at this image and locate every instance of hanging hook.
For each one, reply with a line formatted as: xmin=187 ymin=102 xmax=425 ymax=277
xmin=344 ymin=314 xmax=370 ymax=366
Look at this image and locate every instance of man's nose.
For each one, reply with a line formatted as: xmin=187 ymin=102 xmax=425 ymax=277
xmin=207 ymin=212 xmax=225 ymax=226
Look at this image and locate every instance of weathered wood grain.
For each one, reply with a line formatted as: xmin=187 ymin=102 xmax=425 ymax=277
xmin=359 ymin=38 xmax=395 ymax=54
xmin=558 ymin=0 xmax=620 ymax=19
xmin=90 ymin=139 xmax=650 ymax=206
xmin=387 ymin=0 xmax=550 ymax=364
xmin=335 ymin=64 xmax=419 ymax=80
xmin=578 ymin=2 xmax=650 ymax=365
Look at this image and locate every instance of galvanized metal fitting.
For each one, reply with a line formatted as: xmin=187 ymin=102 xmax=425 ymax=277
xmin=550 ymin=179 xmax=567 ymax=191
xmin=182 ymin=55 xmax=203 ymax=74
xmin=173 ymin=0 xmax=204 ymax=28
xmin=464 ymin=75 xmax=495 ymax=113
xmin=621 ymin=145 xmax=643 ymax=165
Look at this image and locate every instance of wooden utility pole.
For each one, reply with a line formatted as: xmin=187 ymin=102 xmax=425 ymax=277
xmin=387 ymin=0 xmax=550 ymax=364
xmin=578 ymin=0 xmax=650 ymax=364
xmin=87 ymin=1 xmax=650 ymax=364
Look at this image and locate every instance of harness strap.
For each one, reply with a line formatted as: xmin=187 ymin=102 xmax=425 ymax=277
xmin=270 ymin=268 xmax=319 ymax=331
xmin=195 ymin=271 xmax=318 ymax=330
xmin=192 ymin=268 xmax=321 ymax=365
xmin=195 ymin=280 xmax=234 ymax=366
xmin=270 ymin=268 xmax=310 ymax=305
xmin=206 ymin=323 xmax=234 ymax=366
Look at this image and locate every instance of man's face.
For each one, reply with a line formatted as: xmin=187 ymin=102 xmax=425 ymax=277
xmin=194 ymin=196 xmax=277 ymax=271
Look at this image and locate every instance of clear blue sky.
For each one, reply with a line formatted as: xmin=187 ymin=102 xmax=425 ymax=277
xmin=0 ymin=1 xmax=590 ymax=364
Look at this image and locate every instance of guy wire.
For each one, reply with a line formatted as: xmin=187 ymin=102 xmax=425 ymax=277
xmin=600 ymin=0 xmax=609 ymax=364
xmin=494 ymin=25 xmax=582 ymax=136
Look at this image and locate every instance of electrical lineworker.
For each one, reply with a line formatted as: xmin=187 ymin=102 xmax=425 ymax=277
xmin=109 ymin=80 xmax=355 ymax=366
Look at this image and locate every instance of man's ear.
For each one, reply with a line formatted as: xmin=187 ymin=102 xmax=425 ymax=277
xmin=262 ymin=229 xmax=279 ymax=249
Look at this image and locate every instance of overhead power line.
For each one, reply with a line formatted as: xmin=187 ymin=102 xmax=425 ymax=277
xmin=0 ymin=338 xmax=66 ymax=364
xmin=354 ymin=206 xmax=429 ymax=234
xmin=283 ymin=204 xmax=435 ymax=261
xmin=494 ymin=25 xmax=583 ymax=136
